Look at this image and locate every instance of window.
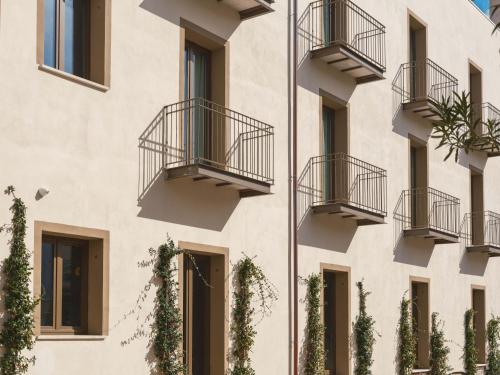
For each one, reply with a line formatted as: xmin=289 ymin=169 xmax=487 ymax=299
xmin=411 ymin=279 xmax=430 ymax=369
xmin=41 ymin=236 xmax=88 ymax=333
xmin=38 ymin=0 xmax=111 ymax=86
xmin=180 ymin=242 xmax=227 ymax=374
xmin=469 ymin=63 xmax=483 ymax=133
xmin=409 ymin=140 xmax=428 ymax=228
xmin=322 ymin=265 xmax=350 ymax=375
xmin=34 ymin=222 xmax=109 ymax=336
xmin=471 ymin=169 xmax=485 ymax=245
xmin=472 ymin=287 xmax=486 ymax=364
xmin=408 ymin=14 xmax=426 ymax=100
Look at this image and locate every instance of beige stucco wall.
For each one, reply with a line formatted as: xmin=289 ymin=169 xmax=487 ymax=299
xmin=0 ymin=0 xmax=499 ymax=374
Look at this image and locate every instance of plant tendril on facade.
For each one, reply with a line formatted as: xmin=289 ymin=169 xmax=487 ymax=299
xmin=486 ymin=316 xmax=500 ymax=375
xmin=430 ymin=312 xmax=451 ymax=375
xmin=397 ymin=295 xmax=416 ymax=375
xmin=303 ymin=274 xmax=325 ymax=375
xmin=0 ymin=186 xmax=39 ymax=375
xmin=353 ymin=281 xmax=376 ymax=375
xmin=230 ymin=255 xmax=277 ymax=375
xmin=464 ymin=309 xmax=478 ymax=375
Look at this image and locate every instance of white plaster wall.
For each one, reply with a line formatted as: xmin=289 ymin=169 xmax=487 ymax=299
xmin=296 ymin=0 xmax=500 ymax=373
xmin=0 ymin=0 xmax=500 ymax=374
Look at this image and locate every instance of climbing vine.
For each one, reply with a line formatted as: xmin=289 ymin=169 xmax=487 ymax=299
xmin=151 ymin=238 xmax=185 ymax=375
xmin=353 ymin=281 xmax=376 ymax=375
xmin=303 ymin=274 xmax=325 ymax=375
xmin=230 ymin=255 xmax=277 ymax=375
xmin=486 ymin=316 xmax=500 ymax=375
xmin=432 ymin=92 xmax=500 ymax=161
xmin=397 ymin=295 xmax=416 ymax=375
xmin=464 ymin=309 xmax=478 ymax=375
xmin=0 ymin=186 xmax=39 ymax=375
xmin=430 ymin=312 xmax=451 ymax=375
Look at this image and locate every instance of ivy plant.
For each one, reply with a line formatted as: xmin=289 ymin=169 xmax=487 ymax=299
xmin=486 ymin=316 xmax=500 ymax=375
xmin=303 ymin=274 xmax=325 ymax=375
xmin=230 ymin=255 xmax=277 ymax=375
xmin=397 ymin=295 xmax=416 ymax=375
xmin=464 ymin=309 xmax=478 ymax=375
xmin=430 ymin=312 xmax=451 ymax=375
xmin=431 ymin=92 xmax=500 ymax=161
xmin=353 ymin=281 xmax=376 ymax=375
xmin=151 ymin=238 xmax=185 ymax=375
xmin=0 ymin=186 xmax=39 ymax=375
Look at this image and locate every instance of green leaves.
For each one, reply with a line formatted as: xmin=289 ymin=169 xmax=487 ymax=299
xmin=430 ymin=312 xmax=451 ymax=375
xmin=493 ymin=6 xmax=500 ymax=34
xmin=486 ymin=316 xmax=500 ymax=375
xmin=431 ymin=91 xmax=500 ymax=161
xmin=398 ymin=295 xmax=416 ymax=375
xmin=0 ymin=187 xmax=38 ymax=375
xmin=230 ymin=256 xmax=277 ymax=375
xmin=151 ymin=238 xmax=184 ymax=375
xmin=353 ymin=281 xmax=376 ymax=375
xmin=464 ymin=309 xmax=478 ymax=375
xmin=303 ymin=274 xmax=325 ymax=375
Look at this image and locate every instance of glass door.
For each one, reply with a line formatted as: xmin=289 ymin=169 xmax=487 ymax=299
xmin=184 ymin=42 xmax=211 ymax=163
xmin=323 ymin=106 xmax=336 ymax=203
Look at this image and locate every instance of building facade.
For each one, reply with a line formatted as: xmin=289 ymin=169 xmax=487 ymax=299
xmin=0 ymin=0 xmax=499 ymax=374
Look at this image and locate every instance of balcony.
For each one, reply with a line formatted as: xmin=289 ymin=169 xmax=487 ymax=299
xmin=462 ymin=211 xmax=500 ymax=257
xmin=477 ymin=102 xmax=500 ymax=157
xmin=393 ymin=58 xmax=458 ymax=121
xmin=303 ymin=0 xmax=386 ymax=84
xmin=298 ymin=153 xmax=387 ymax=225
xmin=219 ymin=0 xmax=274 ymax=20
xmin=139 ymin=98 xmax=274 ymax=199
xmin=394 ymin=187 xmax=460 ymax=244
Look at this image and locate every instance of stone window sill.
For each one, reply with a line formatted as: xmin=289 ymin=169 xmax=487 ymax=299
xmin=37 ymin=335 xmax=106 ymax=341
xmin=38 ymin=65 xmax=109 ymax=92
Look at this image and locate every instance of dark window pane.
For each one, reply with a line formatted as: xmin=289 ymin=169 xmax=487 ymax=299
xmin=41 ymin=242 xmax=54 ymax=327
xmin=64 ymin=0 xmax=89 ymax=78
xmin=60 ymin=244 xmax=83 ymax=327
xmin=43 ymin=0 xmax=57 ymax=67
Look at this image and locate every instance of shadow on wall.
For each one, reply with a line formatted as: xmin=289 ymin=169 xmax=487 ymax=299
xmin=459 ymin=247 xmax=488 ymax=276
xmin=298 ymin=213 xmax=356 ymax=253
xmin=139 ymin=0 xmax=240 ymax=39
xmin=392 ymin=226 xmax=433 ymax=267
xmin=391 ymin=105 xmax=432 ymax=141
xmin=137 ymin=177 xmax=238 ymax=231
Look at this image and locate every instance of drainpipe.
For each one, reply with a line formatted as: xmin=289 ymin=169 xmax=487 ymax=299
xmin=287 ymin=0 xmax=298 ymax=373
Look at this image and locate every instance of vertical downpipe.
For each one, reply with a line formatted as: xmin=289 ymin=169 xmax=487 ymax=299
xmin=288 ymin=0 xmax=299 ymax=373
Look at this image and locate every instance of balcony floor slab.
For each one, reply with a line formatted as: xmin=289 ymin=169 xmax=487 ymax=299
xmin=164 ymin=163 xmax=271 ymax=198
xmin=310 ymin=42 xmax=384 ymax=84
xmin=403 ymin=98 xmax=441 ymax=121
xmin=403 ymin=227 xmax=459 ymax=244
xmin=218 ymin=0 xmax=273 ymax=19
xmin=312 ymin=202 xmax=385 ymax=226
xmin=467 ymin=244 xmax=500 ymax=257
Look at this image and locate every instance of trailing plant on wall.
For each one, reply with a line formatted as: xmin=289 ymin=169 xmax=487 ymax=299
xmin=486 ymin=316 xmax=500 ymax=375
xmin=0 ymin=186 xmax=38 ymax=375
xmin=303 ymin=273 xmax=325 ymax=375
xmin=151 ymin=238 xmax=185 ymax=375
xmin=230 ymin=255 xmax=278 ymax=375
xmin=464 ymin=309 xmax=478 ymax=375
xmin=431 ymin=92 xmax=500 ymax=161
xmin=397 ymin=295 xmax=416 ymax=375
xmin=353 ymin=281 xmax=376 ymax=375
xmin=430 ymin=312 xmax=451 ymax=375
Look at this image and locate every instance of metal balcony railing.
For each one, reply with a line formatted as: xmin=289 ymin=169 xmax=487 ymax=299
xmin=393 ymin=58 xmax=458 ymax=105
xmin=478 ymin=102 xmax=500 ymax=135
xmin=305 ymin=0 xmax=386 ymax=71
xmin=462 ymin=211 xmax=500 ymax=249
xmin=298 ymin=153 xmax=387 ymax=221
xmin=394 ymin=187 xmax=460 ymax=236
xmin=138 ymin=98 xmax=274 ymax=198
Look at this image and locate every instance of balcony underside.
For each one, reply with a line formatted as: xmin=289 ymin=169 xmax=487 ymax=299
xmin=403 ymin=99 xmax=440 ymax=121
xmin=311 ymin=202 xmax=385 ymax=226
xmin=164 ymin=163 xmax=271 ymax=198
xmin=218 ymin=0 xmax=273 ymax=19
xmin=467 ymin=244 xmax=500 ymax=257
xmin=487 ymin=149 xmax=500 ymax=157
xmin=310 ymin=42 xmax=384 ymax=84
xmin=403 ymin=227 xmax=459 ymax=244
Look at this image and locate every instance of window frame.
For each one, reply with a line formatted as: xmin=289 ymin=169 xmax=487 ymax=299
xmin=34 ymin=221 xmax=109 ymax=337
xmin=409 ymin=276 xmax=430 ymax=370
xmin=40 ymin=235 xmax=89 ymax=335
